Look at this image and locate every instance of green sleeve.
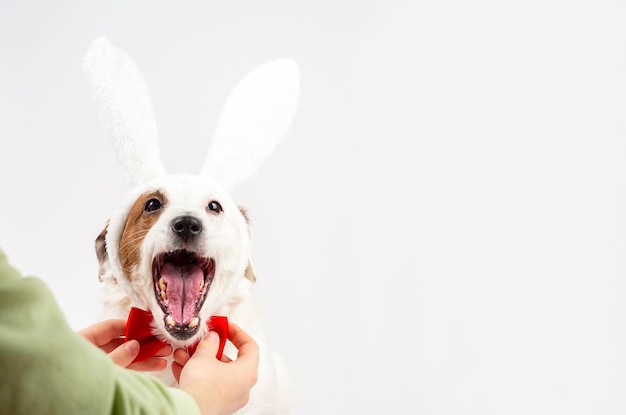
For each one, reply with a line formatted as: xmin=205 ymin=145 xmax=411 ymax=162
xmin=0 ymin=249 xmax=200 ymax=415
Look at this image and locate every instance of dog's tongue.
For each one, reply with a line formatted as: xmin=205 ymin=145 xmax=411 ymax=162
xmin=161 ymin=263 xmax=204 ymax=324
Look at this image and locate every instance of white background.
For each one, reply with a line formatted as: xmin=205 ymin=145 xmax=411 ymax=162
xmin=1 ymin=1 xmax=626 ymax=414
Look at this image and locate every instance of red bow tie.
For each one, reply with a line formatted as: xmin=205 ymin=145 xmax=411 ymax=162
xmin=124 ymin=307 xmax=228 ymax=363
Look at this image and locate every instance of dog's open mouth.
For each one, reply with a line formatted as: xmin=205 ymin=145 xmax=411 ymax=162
xmin=153 ymin=249 xmax=215 ymax=340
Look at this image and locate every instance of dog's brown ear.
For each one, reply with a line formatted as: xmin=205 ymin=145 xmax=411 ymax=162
xmin=95 ymin=222 xmax=111 ymax=282
xmin=244 ymin=260 xmax=256 ymax=283
xmin=238 ymin=206 xmax=256 ymax=283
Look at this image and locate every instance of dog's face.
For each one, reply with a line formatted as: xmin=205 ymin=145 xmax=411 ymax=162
xmin=97 ymin=174 xmax=254 ymax=346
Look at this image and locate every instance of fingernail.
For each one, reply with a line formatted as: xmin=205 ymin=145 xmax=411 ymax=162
xmin=125 ymin=340 xmax=139 ymax=355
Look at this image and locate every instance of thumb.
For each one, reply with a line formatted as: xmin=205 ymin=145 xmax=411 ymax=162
xmin=190 ymin=331 xmax=220 ymax=360
xmin=109 ymin=339 xmax=140 ymax=368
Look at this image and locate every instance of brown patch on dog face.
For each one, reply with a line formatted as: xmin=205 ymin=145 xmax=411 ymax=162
xmin=119 ymin=190 xmax=168 ymax=280
xmin=244 ymin=261 xmax=256 ymax=283
xmin=239 ymin=206 xmax=250 ymax=223
xmin=238 ymin=206 xmax=256 ymax=283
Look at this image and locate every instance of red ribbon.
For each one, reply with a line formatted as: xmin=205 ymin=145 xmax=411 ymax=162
xmin=124 ymin=307 xmax=228 ymax=363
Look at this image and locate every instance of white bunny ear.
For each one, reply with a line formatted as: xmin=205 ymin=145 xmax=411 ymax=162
xmin=200 ymin=59 xmax=300 ymax=188
xmin=83 ymin=36 xmax=166 ymax=188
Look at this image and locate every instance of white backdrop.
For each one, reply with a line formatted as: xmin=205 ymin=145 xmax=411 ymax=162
xmin=1 ymin=1 xmax=626 ymax=414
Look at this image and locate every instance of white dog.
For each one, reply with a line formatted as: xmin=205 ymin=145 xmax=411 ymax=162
xmin=83 ymin=37 xmax=298 ymax=414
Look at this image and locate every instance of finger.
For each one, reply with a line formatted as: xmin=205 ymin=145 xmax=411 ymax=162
xmin=219 ymin=353 xmax=233 ymax=363
xmin=172 ymin=348 xmax=191 ymax=366
xmin=79 ymin=319 xmax=127 ymax=347
xmin=98 ymin=338 xmax=125 ymax=354
xmin=171 ymin=348 xmax=190 ymax=384
xmin=227 ymin=323 xmax=259 ymax=364
xmin=153 ymin=344 xmax=172 ymax=357
xmin=171 ymin=361 xmax=183 ymax=384
xmin=108 ymin=339 xmax=140 ymax=368
xmin=191 ymin=331 xmax=221 ymax=360
xmin=225 ymin=323 xmax=259 ymax=387
xmin=127 ymin=357 xmax=168 ymax=372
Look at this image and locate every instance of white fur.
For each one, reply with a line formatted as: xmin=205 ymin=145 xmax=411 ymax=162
xmin=84 ymin=37 xmax=298 ymax=414
xmin=201 ymin=58 xmax=300 ymax=189
xmin=83 ymin=37 xmax=166 ymax=188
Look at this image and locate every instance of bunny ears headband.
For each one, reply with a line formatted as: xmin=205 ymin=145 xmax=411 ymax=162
xmin=82 ymin=36 xmax=300 ymax=191
xmin=83 ymin=37 xmax=299 ymax=301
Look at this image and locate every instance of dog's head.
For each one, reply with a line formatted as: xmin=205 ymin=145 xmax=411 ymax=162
xmin=96 ymin=175 xmax=255 ymax=344
xmin=84 ymin=37 xmax=298 ymax=346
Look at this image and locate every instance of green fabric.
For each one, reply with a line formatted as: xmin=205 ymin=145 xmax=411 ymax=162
xmin=0 ymin=249 xmax=200 ymax=415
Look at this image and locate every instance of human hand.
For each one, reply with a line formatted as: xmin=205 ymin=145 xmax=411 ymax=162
xmin=78 ymin=319 xmax=172 ymax=371
xmin=172 ymin=322 xmax=259 ymax=415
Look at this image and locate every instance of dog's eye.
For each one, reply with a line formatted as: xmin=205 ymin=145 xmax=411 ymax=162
xmin=207 ymin=201 xmax=223 ymax=213
xmin=144 ymin=198 xmax=163 ymax=212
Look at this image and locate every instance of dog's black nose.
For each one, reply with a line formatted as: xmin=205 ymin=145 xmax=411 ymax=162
xmin=171 ymin=216 xmax=203 ymax=240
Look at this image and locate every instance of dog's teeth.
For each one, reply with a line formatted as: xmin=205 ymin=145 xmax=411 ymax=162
xmin=166 ymin=315 xmax=176 ymax=327
xmin=159 ymin=278 xmax=167 ymax=300
xmin=199 ymin=280 xmax=204 ymax=291
xmin=189 ymin=317 xmax=199 ymax=328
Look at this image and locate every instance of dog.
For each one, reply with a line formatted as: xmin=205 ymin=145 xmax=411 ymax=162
xmin=84 ymin=37 xmax=298 ymax=414
xmin=94 ymin=175 xmax=289 ymax=412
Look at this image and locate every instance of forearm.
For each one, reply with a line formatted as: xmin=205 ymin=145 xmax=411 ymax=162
xmin=0 ymin=249 xmax=199 ymax=414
